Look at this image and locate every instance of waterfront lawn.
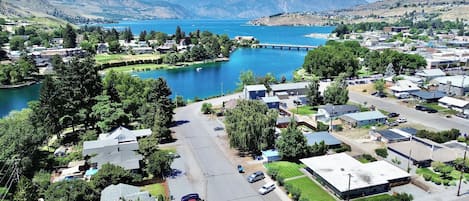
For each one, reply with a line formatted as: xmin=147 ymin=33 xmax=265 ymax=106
xmin=285 ymin=177 xmax=335 ymax=201
xmin=141 ymin=183 xmax=166 ymax=197
xmin=353 ymin=194 xmax=394 ymax=201
xmin=290 ymin=106 xmax=317 ymax=115
xmin=265 ymin=161 xmax=305 ymax=179
xmin=102 ymin=64 xmax=170 ymax=73
xmin=95 ymin=53 xmax=159 ymax=64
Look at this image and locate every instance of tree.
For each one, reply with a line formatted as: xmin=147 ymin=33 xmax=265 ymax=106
xmin=302 ymin=43 xmax=359 ymax=78
xmin=63 ymin=24 xmax=77 ymax=48
xmin=91 ymin=95 xmax=130 ymax=132
xmin=374 ymin=79 xmax=385 ymax=94
xmin=108 ymin=40 xmax=120 ymax=53
xmin=10 ymin=36 xmax=25 ymax=51
xmin=332 ymin=24 xmax=350 ymax=38
xmin=13 ymin=177 xmax=37 ymax=201
xmin=45 ymin=180 xmax=97 ymax=201
xmin=175 ymin=95 xmax=186 ymax=107
xmin=276 ymin=120 xmax=310 ymax=161
xmin=32 ymin=170 xmax=51 ymax=198
xmin=138 ymin=135 xmax=159 ymax=157
xmin=151 ymin=107 xmax=172 ymax=142
xmin=236 ymin=70 xmax=256 ymax=91
xmin=306 ymin=78 xmax=321 ymax=106
xmin=147 ymin=151 xmax=174 ymax=177
xmin=201 ymin=103 xmax=213 ymax=114
xmin=140 ymin=77 xmax=174 ymax=128
xmin=122 ymin=28 xmax=133 ymax=43
xmin=35 ymin=76 xmax=63 ymax=137
xmin=90 ymin=163 xmax=138 ymax=192
xmin=323 ymin=74 xmax=349 ymax=105
xmin=225 ymin=100 xmax=278 ymax=153
xmin=139 ymin=30 xmax=147 ymax=41
xmin=175 ymin=26 xmax=183 ymax=43
xmin=80 ymin=40 xmax=96 ymax=54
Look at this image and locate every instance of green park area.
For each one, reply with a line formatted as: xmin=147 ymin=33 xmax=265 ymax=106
xmin=290 ymin=106 xmax=317 ymax=115
xmin=95 ymin=53 xmax=159 ymax=64
xmin=354 ymin=194 xmax=394 ymax=201
xmin=421 ymin=102 xmax=458 ymax=115
xmin=101 ymin=64 xmax=171 ymax=73
xmin=265 ymin=161 xmax=305 ymax=178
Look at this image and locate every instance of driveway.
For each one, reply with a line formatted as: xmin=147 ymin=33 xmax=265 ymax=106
xmin=349 ymin=91 xmax=469 ymax=132
xmin=168 ymin=93 xmax=284 ymax=201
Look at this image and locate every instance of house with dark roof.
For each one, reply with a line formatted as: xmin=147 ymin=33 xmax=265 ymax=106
xmin=410 ymin=90 xmax=446 ymax=102
xmin=304 ymin=131 xmax=342 ymax=148
xmin=315 ymin=104 xmax=359 ymax=123
xmin=101 ymin=183 xmax=156 ymax=201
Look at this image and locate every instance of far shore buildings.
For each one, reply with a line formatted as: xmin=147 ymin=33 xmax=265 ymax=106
xmin=301 ymin=153 xmax=410 ymax=199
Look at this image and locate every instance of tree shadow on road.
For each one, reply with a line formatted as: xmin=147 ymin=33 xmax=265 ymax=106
xmin=171 ymin=120 xmax=190 ymax=127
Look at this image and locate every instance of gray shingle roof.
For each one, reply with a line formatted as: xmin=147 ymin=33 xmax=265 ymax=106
xmin=90 ymin=150 xmax=143 ymax=170
xmin=319 ymin=104 xmax=359 ymax=117
xmin=304 ymin=132 xmax=341 ymax=146
xmin=410 ymin=90 xmax=445 ymax=100
xmin=101 ymin=183 xmax=156 ymax=201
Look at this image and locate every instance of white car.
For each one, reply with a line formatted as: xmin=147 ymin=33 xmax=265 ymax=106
xmin=258 ymin=182 xmax=276 ymax=195
xmin=396 ymin=117 xmax=407 ymax=123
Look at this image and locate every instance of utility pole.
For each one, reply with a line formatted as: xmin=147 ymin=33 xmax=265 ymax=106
xmin=407 ymin=136 xmax=413 ymax=173
xmin=457 ymin=143 xmax=467 ymax=196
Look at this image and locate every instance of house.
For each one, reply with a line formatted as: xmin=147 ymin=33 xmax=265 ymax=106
xmin=90 ymin=150 xmax=143 ymax=171
xmin=389 ymin=80 xmax=420 ymax=96
xmin=96 ymin=43 xmax=109 ymax=54
xmin=271 ymin=82 xmax=308 ymax=96
xmin=132 ymin=47 xmax=154 ymax=54
xmin=432 ymin=75 xmax=469 ymax=96
xmin=101 ymin=183 xmax=156 ymax=201
xmin=83 ymin=139 xmax=138 ymax=156
xmin=315 ymin=104 xmax=359 ymax=123
xmin=98 ymin=126 xmax=152 ymax=142
xmin=341 ymin=111 xmax=387 ymax=127
xmin=410 ymin=90 xmax=446 ymax=102
xmin=388 ymin=137 xmax=464 ymax=167
xmin=383 ymin=26 xmax=410 ymax=33
xmin=415 ymin=69 xmax=446 ymax=81
xmin=262 ymin=96 xmax=280 ymax=109
xmin=438 ymin=96 xmax=469 ymax=114
xmin=276 ymin=116 xmax=297 ymax=128
xmin=447 ymin=41 xmax=469 ymax=48
xmin=262 ymin=149 xmax=281 ymax=162
xmin=301 ymin=153 xmax=410 ymax=199
xmin=304 ymin=131 xmax=342 ymax=148
xmin=243 ymin=84 xmax=267 ymax=100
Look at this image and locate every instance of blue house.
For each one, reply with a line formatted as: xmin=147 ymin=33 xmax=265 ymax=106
xmin=262 ymin=96 xmax=280 ymax=109
xmin=244 ymin=84 xmax=267 ymax=100
xmin=341 ymin=111 xmax=387 ymax=127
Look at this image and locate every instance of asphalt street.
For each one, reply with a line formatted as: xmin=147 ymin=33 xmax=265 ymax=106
xmin=349 ymin=91 xmax=469 ymax=132
xmin=168 ymin=93 xmax=283 ymax=201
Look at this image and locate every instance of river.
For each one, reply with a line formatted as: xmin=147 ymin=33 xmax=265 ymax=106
xmin=0 ymin=19 xmax=333 ymax=117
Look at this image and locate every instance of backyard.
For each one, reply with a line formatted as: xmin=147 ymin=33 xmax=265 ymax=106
xmin=141 ymin=183 xmax=167 ymax=198
xmin=285 ymin=177 xmax=336 ymax=201
xmin=289 ymin=106 xmax=317 ymax=115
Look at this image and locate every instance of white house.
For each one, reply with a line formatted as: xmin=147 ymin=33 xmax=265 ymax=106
xmin=415 ymin=69 xmax=446 ymax=81
xmin=389 ymin=80 xmax=420 ymax=95
xmin=438 ymin=96 xmax=469 ymax=114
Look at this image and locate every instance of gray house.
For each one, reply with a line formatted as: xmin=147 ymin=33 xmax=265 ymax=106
xmin=341 ymin=111 xmax=387 ymax=127
xmin=433 ymin=75 xmax=469 ymax=96
xmin=316 ymin=104 xmax=359 ymax=123
xmin=101 ymin=183 xmax=156 ymax=201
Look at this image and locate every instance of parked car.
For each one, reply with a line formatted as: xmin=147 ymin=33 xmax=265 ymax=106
xmin=247 ymin=171 xmax=265 ymax=183
xmin=237 ymin=165 xmax=244 ymax=173
xmin=181 ymin=193 xmax=201 ymax=201
xmin=396 ymin=117 xmax=407 ymax=123
xmin=388 ymin=112 xmax=400 ymax=118
xmin=371 ymin=91 xmax=386 ymax=97
xmin=415 ymin=105 xmax=429 ymax=111
xmin=456 ymin=113 xmax=469 ymax=119
xmin=258 ymin=182 xmax=276 ymax=195
xmin=214 ymin=126 xmax=224 ymax=131
xmin=427 ymin=108 xmax=438 ymax=113
xmin=387 ymin=121 xmax=399 ymax=127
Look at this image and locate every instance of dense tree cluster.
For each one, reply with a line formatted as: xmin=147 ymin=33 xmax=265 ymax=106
xmin=323 ymin=74 xmax=349 ymax=105
xmin=416 ymin=129 xmax=460 ymax=143
xmin=363 ymin=49 xmax=426 ymax=74
xmin=225 ymin=100 xmax=278 ymax=154
xmin=0 ymin=54 xmax=38 ymax=85
xmin=236 ymin=70 xmax=282 ymax=91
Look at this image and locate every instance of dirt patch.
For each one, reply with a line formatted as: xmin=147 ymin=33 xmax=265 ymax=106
xmin=348 ymin=83 xmax=375 ymax=94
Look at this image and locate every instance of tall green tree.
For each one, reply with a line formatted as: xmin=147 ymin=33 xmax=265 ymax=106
xmin=45 ymin=180 xmax=97 ymax=201
xmin=306 ymin=78 xmax=321 ymax=106
xmin=175 ymin=25 xmax=183 ymax=43
xmin=275 ymin=120 xmax=310 ymax=161
xmin=35 ymin=76 xmax=63 ymax=136
xmin=10 ymin=36 xmax=25 ymax=51
xmin=151 ymin=107 xmax=172 ymax=142
xmin=122 ymin=28 xmax=133 ymax=43
xmin=13 ymin=177 xmax=37 ymax=201
xmin=91 ymin=95 xmax=130 ymax=132
xmin=63 ymin=24 xmax=77 ymax=48
xmin=147 ymin=151 xmax=174 ymax=177
xmin=236 ymin=70 xmax=256 ymax=91
xmin=90 ymin=163 xmax=138 ymax=192
xmin=323 ymin=74 xmax=349 ymax=105
xmin=302 ymin=43 xmax=359 ymax=78
xmin=140 ymin=78 xmax=174 ymax=128
xmin=374 ymin=79 xmax=385 ymax=94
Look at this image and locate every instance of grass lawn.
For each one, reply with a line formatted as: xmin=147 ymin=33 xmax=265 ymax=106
xmin=102 ymin=64 xmax=171 ymax=73
xmin=353 ymin=194 xmax=394 ymax=201
xmin=265 ymin=161 xmax=306 ymax=179
xmin=141 ymin=183 xmax=166 ymax=197
xmin=421 ymin=103 xmax=458 ymax=115
xmin=290 ymin=106 xmax=317 ymax=115
xmin=285 ymin=177 xmax=335 ymax=201
xmin=95 ymin=53 xmax=159 ymax=64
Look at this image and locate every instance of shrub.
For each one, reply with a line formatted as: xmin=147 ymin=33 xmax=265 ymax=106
xmin=423 ymin=174 xmax=432 ymax=181
xmin=443 ymin=180 xmax=450 ymax=186
xmin=457 ymin=136 xmax=467 ymax=142
xmin=361 ymin=154 xmax=377 ymax=162
xmin=334 ymin=143 xmax=351 ymax=153
xmin=432 ymin=177 xmax=442 ymax=185
xmin=375 ymin=148 xmax=388 ymax=158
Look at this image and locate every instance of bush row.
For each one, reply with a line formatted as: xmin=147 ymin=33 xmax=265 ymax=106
xmin=98 ymin=58 xmax=163 ymax=69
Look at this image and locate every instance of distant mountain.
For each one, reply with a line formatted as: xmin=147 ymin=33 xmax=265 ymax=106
xmin=1 ymin=0 xmax=368 ymax=22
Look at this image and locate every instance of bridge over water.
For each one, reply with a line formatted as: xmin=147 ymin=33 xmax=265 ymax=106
xmin=252 ymin=43 xmax=318 ymax=51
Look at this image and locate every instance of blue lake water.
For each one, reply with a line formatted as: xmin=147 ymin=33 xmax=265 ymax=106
xmin=0 ymin=20 xmax=333 ymax=117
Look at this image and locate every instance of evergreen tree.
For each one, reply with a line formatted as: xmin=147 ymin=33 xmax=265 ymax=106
xmin=323 ymin=74 xmax=349 ymax=105
xmin=122 ymin=28 xmax=133 ymax=43
xmin=306 ymin=78 xmax=321 ymax=106
xmin=36 ymin=76 xmax=63 ymax=137
xmin=276 ymin=120 xmax=310 ymax=161
xmin=139 ymin=30 xmax=147 ymax=41
xmin=63 ymin=24 xmax=77 ymax=48
xmin=175 ymin=25 xmax=183 ymax=43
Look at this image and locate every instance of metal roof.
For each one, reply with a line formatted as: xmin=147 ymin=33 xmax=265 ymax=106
xmin=101 ymin=183 xmax=156 ymax=201
xmin=319 ymin=104 xmax=359 ymax=117
xmin=304 ymin=132 xmax=341 ymax=146
xmin=434 ymin=75 xmax=469 ymax=88
xmin=439 ymin=96 xmax=469 ymax=108
xmin=410 ymin=90 xmax=446 ymax=100
xmin=245 ymin=84 xmax=267 ymax=91
xmin=415 ymin=69 xmax=446 ymax=77
xmin=341 ymin=111 xmax=387 ymax=122
xmin=262 ymin=96 xmax=280 ymax=103
xmin=90 ymin=150 xmax=143 ymax=170
xmin=270 ymin=82 xmax=308 ymax=91
xmin=376 ymin=130 xmax=408 ymax=141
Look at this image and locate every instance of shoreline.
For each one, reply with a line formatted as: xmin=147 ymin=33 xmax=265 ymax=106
xmin=0 ymin=81 xmax=38 ymax=89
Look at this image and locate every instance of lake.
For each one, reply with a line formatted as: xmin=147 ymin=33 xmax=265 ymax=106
xmin=0 ymin=20 xmax=333 ymax=117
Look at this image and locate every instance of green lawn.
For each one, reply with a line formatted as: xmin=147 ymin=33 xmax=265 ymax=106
xmin=95 ymin=53 xmax=159 ymax=64
xmin=265 ymin=161 xmax=306 ymax=179
xmin=290 ymin=106 xmax=317 ymax=115
xmin=421 ymin=103 xmax=458 ymax=115
xmin=285 ymin=177 xmax=335 ymax=201
xmin=102 ymin=64 xmax=171 ymax=73
xmin=353 ymin=194 xmax=394 ymax=201
xmin=141 ymin=183 xmax=166 ymax=197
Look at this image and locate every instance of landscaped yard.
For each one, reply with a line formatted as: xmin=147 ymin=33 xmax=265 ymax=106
xmin=416 ymin=167 xmax=469 ymax=186
xmin=290 ymin=106 xmax=317 ymax=115
xmin=102 ymin=64 xmax=171 ymax=73
xmin=95 ymin=53 xmax=160 ymax=64
xmin=265 ymin=161 xmax=305 ymax=179
xmin=285 ymin=177 xmax=335 ymax=201
xmin=141 ymin=183 xmax=166 ymax=197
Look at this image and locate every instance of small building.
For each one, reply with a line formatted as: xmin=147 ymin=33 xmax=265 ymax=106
xmin=438 ymin=96 xmax=469 ymax=114
xmin=98 ymin=126 xmax=152 ymax=142
xmin=369 ymin=129 xmax=409 ymax=143
xmin=415 ymin=69 xmax=446 ymax=81
xmin=262 ymin=149 xmax=281 ymax=162
xmin=410 ymin=90 xmax=446 ymax=102
xmin=304 ymin=131 xmax=342 ymax=148
xmin=301 ymin=153 xmax=410 ymax=199
xmin=132 ymin=47 xmax=154 ymax=54
xmin=383 ymin=26 xmax=410 ymax=33
xmin=341 ymin=111 xmax=387 ymax=127
xmin=432 ymin=75 xmax=469 ymax=96
xmin=262 ymin=96 xmax=280 ymax=109
xmin=389 ymin=80 xmax=420 ymax=96
xmin=96 ymin=43 xmax=109 ymax=54
xmin=316 ymin=104 xmax=359 ymax=123
xmin=271 ymin=82 xmax=309 ymax=96
xmin=101 ymin=183 xmax=156 ymax=201
xmin=243 ymin=84 xmax=267 ymax=100
xmin=447 ymin=41 xmax=469 ymax=48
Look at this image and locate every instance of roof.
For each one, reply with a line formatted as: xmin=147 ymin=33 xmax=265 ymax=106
xmin=388 ymin=138 xmax=464 ymax=163
xmin=245 ymin=84 xmax=267 ymax=91
xmin=98 ymin=126 xmax=152 ymax=142
xmin=83 ymin=139 xmax=119 ymax=152
xmin=410 ymin=90 xmax=446 ymax=100
xmin=262 ymin=149 xmax=279 ymax=157
xmin=416 ymin=69 xmax=446 ymax=77
xmin=101 ymin=183 xmax=156 ymax=201
xmin=398 ymin=127 xmax=418 ymax=136
xmin=262 ymin=96 xmax=280 ymax=103
xmin=319 ymin=104 xmax=359 ymax=117
xmin=389 ymin=80 xmax=420 ymax=92
xmin=90 ymin=150 xmax=143 ymax=170
xmin=390 ymin=128 xmax=417 ymax=137
xmin=433 ymin=75 xmax=469 ymax=88
xmin=439 ymin=96 xmax=469 ymax=108
xmin=375 ymin=130 xmax=408 ymax=141
xmin=304 ymin=132 xmax=341 ymax=146
xmin=300 ymin=153 xmax=410 ymax=192
xmin=341 ymin=111 xmax=386 ymax=122
xmin=270 ymin=82 xmax=308 ymax=92
xmin=276 ymin=116 xmax=296 ymax=125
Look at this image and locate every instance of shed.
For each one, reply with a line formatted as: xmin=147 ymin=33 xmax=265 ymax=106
xmin=304 ymin=131 xmax=342 ymax=148
xmin=262 ymin=149 xmax=281 ymax=162
xmin=389 ymin=80 xmax=420 ymax=95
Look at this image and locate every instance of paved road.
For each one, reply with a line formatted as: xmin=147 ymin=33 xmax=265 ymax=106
xmin=168 ymin=93 xmax=283 ymax=201
xmin=349 ymin=91 xmax=469 ymax=132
